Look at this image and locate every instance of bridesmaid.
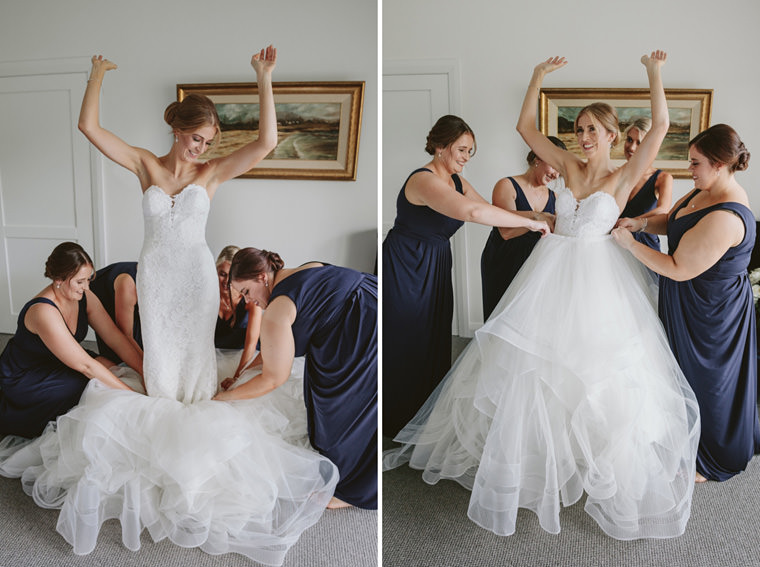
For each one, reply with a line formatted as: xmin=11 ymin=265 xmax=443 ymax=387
xmin=213 ymin=248 xmax=377 ymax=510
xmin=383 ymin=115 xmax=550 ymax=437
xmin=89 ymin=261 xmax=142 ymax=364
xmin=0 ymin=243 xmax=142 ymax=438
xmin=214 ymin=246 xmax=262 ymax=388
xmin=613 ymin=123 xmax=760 ymax=482
xmin=616 ymin=116 xmax=673 ymax=251
xmin=480 ymin=136 xmax=565 ymax=320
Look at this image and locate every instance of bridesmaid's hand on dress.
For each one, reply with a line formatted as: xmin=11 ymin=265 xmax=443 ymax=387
xmin=221 ymin=376 xmax=238 ymax=391
xmin=251 ymin=45 xmax=277 ymax=76
xmin=528 ymin=219 xmax=551 ymax=238
xmin=535 ymin=212 xmax=556 ymax=233
xmin=612 ymin=226 xmax=636 ymax=250
xmin=615 ymin=217 xmax=643 ymax=232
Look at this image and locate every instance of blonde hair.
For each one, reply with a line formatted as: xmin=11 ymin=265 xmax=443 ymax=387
xmin=623 ymin=116 xmax=652 ymax=141
xmin=216 ymin=245 xmax=240 ymax=267
xmin=574 ymin=102 xmax=620 ymax=147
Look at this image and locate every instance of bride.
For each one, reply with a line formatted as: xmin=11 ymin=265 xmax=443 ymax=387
xmin=0 ymin=47 xmax=339 ymax=566
xmin=384 ymin=51 xmax=700 ymax=540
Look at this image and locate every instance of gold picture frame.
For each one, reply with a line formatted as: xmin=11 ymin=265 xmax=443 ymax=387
xmin=539 ymin=88 xmax=713 ymax=178
xmin=177 ymin=81 xmax=365 ymax=180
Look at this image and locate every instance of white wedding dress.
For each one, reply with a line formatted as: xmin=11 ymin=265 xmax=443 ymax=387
xmin=0 ymin=184 xmax=338 ymax=566
xmin=384 ymin=186 xmax=701 ymax=540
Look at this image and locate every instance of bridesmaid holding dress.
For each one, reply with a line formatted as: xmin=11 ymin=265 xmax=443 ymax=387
xmin=214 ymin=248 xmax=378 ymax=510
xmin=614 ymin=123 xmax=760 ymax=482
xmin=0 ymin=243 xmax=142 ymax=438
xmin=617 ymin=116 xmax=673 ymax=252
xmin=383 ymin=115 xmax=550 ymax=437
xmin=480 ymin=136 xmax=565 ymax=320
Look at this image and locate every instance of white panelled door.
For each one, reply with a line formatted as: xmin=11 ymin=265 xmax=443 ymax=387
xmin=0 ymin=66 xmax=95 ymax=332
xmin=382 ymin=60 xmax=472 ymax=336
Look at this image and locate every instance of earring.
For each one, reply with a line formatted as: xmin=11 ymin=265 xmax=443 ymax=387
xmin=56 ymin=284 xmax=60 ymax=289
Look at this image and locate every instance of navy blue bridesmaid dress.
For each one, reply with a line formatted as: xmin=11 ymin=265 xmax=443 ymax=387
xmin=620 ymin=170 xmax=663 ymax=252
xmin=382 ymin=168 xmax=465 ymax=437
xmin=89 ymin=261 xmax=141 ymax=363
xmin=269 ymin=264 xmax=377 ymax=509
xmin=215 ymin=299 xmax=249 ymax=349
xmin=0 ymin=297 xmax=93 ymax=438
xmin=659 ymin=190 xmax=760 ymax=480
xmin=480 ymin=177 xmax=555 ymax=320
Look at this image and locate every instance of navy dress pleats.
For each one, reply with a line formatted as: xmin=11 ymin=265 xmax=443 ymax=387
xmin=269 ymin=264 xmax=377 ymax=509
xmin=382 ymin=168 xmax=465 ymax=437
xmin=480 ymin=177 xmax=555 ymax=320
xmin=659 ymin=190 xmax=760 ymax=480
xmin=0 ymin=297 xmax=91 ymax=438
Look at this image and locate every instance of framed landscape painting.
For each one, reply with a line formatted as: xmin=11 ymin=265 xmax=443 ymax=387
xmin=177 ymin=81 xmax=364 ymax=180
xmin=538 ymin=88 xmax=712 ymax=178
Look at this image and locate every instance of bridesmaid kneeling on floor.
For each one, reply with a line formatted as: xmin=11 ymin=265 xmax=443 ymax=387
xmin=89 ymin=261 xmax=143 ymax=364
xmin=214 ymin=245 xmax=263 ymax=388
xmin=0 ymin=242 xmax=143 ymax=438
xmin=614 ymin=123 xmax=760 ymax=482
xmin=213 ymin=247 xmax=378 ymax=510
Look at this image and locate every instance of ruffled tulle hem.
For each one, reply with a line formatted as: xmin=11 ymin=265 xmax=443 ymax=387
xmin=384 ymin=234 xmax=700 ymax=540
xmin=0 ymin=355 xmax=337 ymax=566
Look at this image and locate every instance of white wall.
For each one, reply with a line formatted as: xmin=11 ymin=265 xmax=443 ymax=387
xmin=0 ymin=0 xmax=377 ymax=273
xmin=384 ymin=0 xmax=760 ymax=331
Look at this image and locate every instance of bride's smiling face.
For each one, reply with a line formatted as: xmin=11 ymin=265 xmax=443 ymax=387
xmin=175 ymin=124 xmax=217 ymax=161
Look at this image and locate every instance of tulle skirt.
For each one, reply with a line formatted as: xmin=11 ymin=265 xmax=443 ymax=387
xmin=0 ymin=353 xmax=338 ymax=566
xmin=384 ymin=233 xmax=700 ymax=540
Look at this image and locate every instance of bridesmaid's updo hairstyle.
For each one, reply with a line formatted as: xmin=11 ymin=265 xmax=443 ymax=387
xmin=44 ymin=242 xmax=93 ymax=282
xmin=527 ymin=135 xmax=567 ymax=165
xmin=574 ymin=102 xmax=620 ymax=147
xmin=229 ymin=247 xmax=285 ymax=283
xmin=425 ymin=115 xmax=477 ymax=157
xmin=216 ymin=245 xmax=241 ymax=267
xmin=689 ymin=124 xmax=750 ymax=173
xmin=164 ymin=94 xmax=221 ymax=140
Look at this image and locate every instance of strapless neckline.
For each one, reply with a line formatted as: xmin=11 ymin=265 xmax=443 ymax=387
xmin=145 ymin=184 xmax=207 ymax=200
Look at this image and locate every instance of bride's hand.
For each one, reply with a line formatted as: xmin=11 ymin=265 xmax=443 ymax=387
xmin=534 ymin=56 xmax=567 ymax=76
xmin=611 ymin=226 xmax=636 ymax=250
xmin=89 ymin=55 xmax=117 ymax=80
xmin=641 ymin=50 xmax=666 ymax=72
xmin=251 ymin=45 xmax=277 ymax=76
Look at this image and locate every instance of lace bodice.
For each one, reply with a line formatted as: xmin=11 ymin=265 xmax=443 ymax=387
xmin=142 ymin=184 xmax=210 ymax=252
xmin=138 ymin=184 xmax=218 ymax=403
xmin=554 ymin=186 xmax=621 ymax=237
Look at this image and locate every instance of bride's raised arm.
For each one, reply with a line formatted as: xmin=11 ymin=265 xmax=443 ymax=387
xmin=516 ymin=57 xmax=578 ymax=179
xmin=78 ymin=56 xmax=149 ymax=183
xmin=208 ymin=46 xmax=279 ymax=185
xmin=614 ymin=51 xmax=669 ymax=197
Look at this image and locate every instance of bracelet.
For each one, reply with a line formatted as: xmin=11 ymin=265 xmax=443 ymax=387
xmin=637 ymin=218 xmax=648 ymax=232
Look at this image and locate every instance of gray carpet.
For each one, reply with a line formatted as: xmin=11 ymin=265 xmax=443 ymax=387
xmin=0 ymin=474 xmax=376 ymax=567
xmin=0 ymin=332 xmax=377 ymax=567
xmin=383 ymin=442 xmax=760 ymax=567
xmin=383 ymin=336 xmax=760 ymax=567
